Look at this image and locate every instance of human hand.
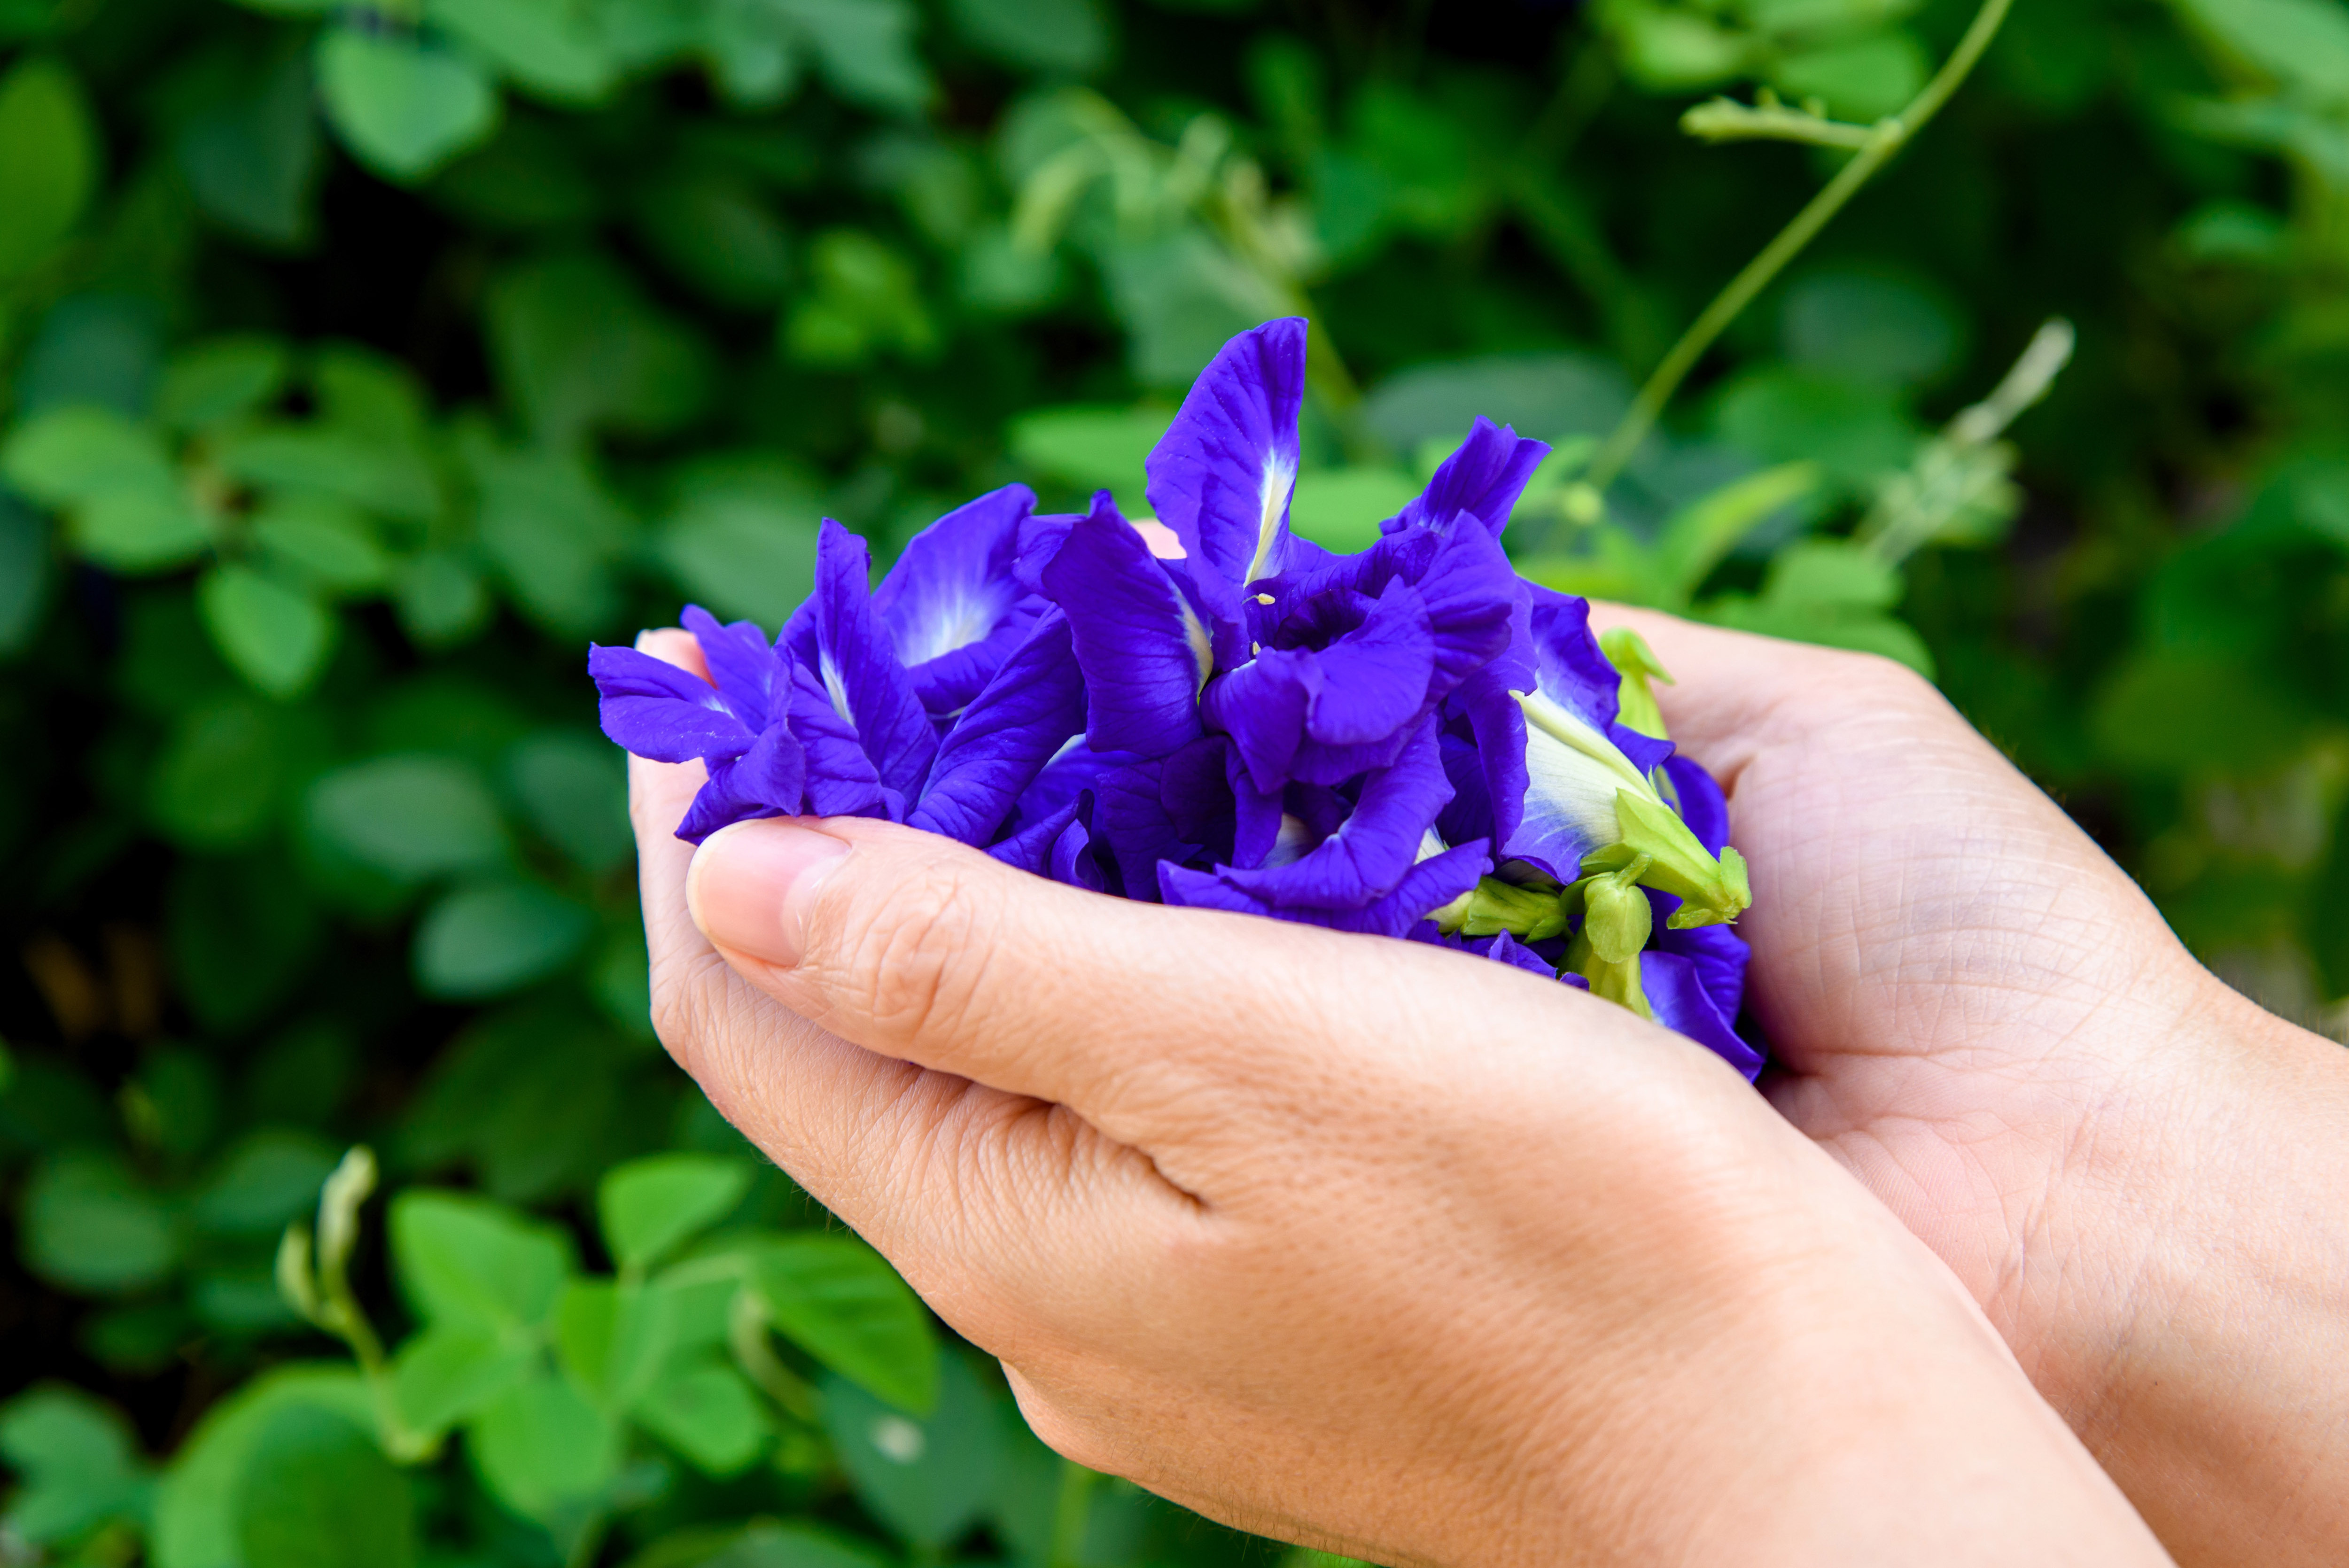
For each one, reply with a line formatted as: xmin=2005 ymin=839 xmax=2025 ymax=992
xmin=1599 ymin=608 xmax=2349 ymax=1568
xmin=627 ymin=630 xmax=2164 ymax=1568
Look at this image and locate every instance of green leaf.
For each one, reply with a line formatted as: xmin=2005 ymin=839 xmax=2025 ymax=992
xmin=2 ymin=404 xmax=175 ymax=506
xmin=211 ymin=424 xmax=440 ymax=521
xmin=233 ymin=1403 xmax=415 ymax=1568
xmin=2171 ymin=0 xmax=2349 ymax=101
xmin=752 ymin=1234 xmax=938 ymax=1416
xmin=554 ymin=1278 xmax=676 ymax=1407
xmin=485 ymin=252 xmax=711 ymax=443
xmin=0 ymin=57 xmax=99 ymax=280
xmin=672 ymin=1522 xmax=897 ymax=1568
xmin=784 ymin=229 xmax=935 ymax=367
xmin=599 ymin=1153 xmax=754 ymax=1272
xmin=389 ymin=1324 xmax=535 ymax=1439
xmin=252 ymin=495 xmax=392 ymax=593
xmin=819 ymin=1355 xmax=1000 ymax=1549
xmin=316 ymin=26 xmax=500 ymax=181
xmin=631 ymin=1361 xmax=770 ymax=1476
xmin=148 ymin=695 xmax=310 ymax=850
xmin=2089 ymin=652 xmax=2313 ymax=776
xmin=167 ymin=850 xmax=324 ymax=1032
xmin=74 ymin=489 xmax=215 ymax=572
xmin=1007 ymin=404 xmax=1170 ymax=498
xmin=657 ymin=454 xmax=824 ymax=624
xmin=175 ymin=44 xmax=323 ymax=248
xmin=465 ymin=1371 xmax=622 ymax=1521
xmin=506 ymin=730 xmax=630 ymax=873
xmin=157 ymin=338 xmax=292 ymax=431
xmin=0 ymin=1385 xmax=152 ymax=1546
xmin=1714 ymin=366 xmax=1921 ymax=486
xmin=389 ymin=1188 xmax=574 ymax=1334
xmin=413 ymin=880 xmax=596 ymax=998
xmin=198 ymin=563 xmax=336 ymax=698
xmin=1768 ymin=30 xmax=1928 ymax=122
xmin=1650 ymin=461 xmax=1821 ymax=606
xmin=467 ymin=439 xmax=634 ymax=634
xmin=192 ymin=1132 xmax=339 ymax=1237
xmin=394 ymin=550 xmax=492 ymax=649
xmin=152 ymin=1367 xmax=374 ymax=1568
xmin=305 ymin=754 xmax=510 ymax=883
xmin=1287 ymin=468 xmax=1422 ymax=553
xmin=1781 ymin=269 xmax=1964 ymax=390
xmin=1360 ymin=352 xmax=1632 ymax=450
xmin=0 ymin=494 xmax=47 ymax=652
xmin=21 ymin=1152 xmax=181 ymax=1294
xmin=1097 ymin=232 xmax=1273 ymax=387
xmin=423 ymin=0 xmax=619 ymax=103
xmin=775 ymin=0 xmax=931 ymax=113
xmin=948 ymin=0 xmax=1109 ymax=74
xmin=635 ymin=173 xmax=793 ymax=307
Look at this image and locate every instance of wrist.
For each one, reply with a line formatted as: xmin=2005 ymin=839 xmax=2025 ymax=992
xmin=2022 ymin=967 xmax=2349 ymax=1565
xmin=1495 ymin=1168 xmax=2168 ymax=1568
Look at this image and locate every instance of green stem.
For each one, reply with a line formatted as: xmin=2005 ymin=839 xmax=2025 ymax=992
xmin=1049 ymin=1460 xmax=1102 ymax=1568
xmin=1583 ymin=0 xmax=2018 ymax=493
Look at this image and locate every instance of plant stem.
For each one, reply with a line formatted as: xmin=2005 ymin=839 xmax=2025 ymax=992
xmin=1583 ymin=0 xmax=2019 ymax=493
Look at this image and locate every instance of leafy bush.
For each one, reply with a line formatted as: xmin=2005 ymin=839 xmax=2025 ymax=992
xmin=3 ymin=0 xmax=2345 ymax=1562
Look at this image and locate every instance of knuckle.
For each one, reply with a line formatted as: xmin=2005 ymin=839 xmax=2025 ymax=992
xmin=816 ymin=852 xmax=1004 ymax=1049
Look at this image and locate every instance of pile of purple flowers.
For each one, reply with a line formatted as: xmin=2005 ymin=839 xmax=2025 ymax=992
xmin=591 ymin=320 xmax=1761 ymax=1078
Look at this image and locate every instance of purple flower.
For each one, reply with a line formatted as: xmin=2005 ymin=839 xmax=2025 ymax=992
xmin=590 ymin=606 xmax=806 ymax=843
xmin=1159 ymin=722 xmax=1491 ymax=937
xmin=872 ymin=484 xmax=1048 ymax=716
xmin=589 ymin=316 xmax=1761 ymax=1081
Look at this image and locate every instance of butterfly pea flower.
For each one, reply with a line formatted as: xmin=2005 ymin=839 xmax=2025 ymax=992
xmin=781 ymin=518 xmax=1087 ymax=838
xmin=589 ymin=606 xmax=805 ymax=843
xmin=590 ymin=316 xmax=1761 ymax=1076
xmin=871 ymin=484 xmax=1048 ymax=718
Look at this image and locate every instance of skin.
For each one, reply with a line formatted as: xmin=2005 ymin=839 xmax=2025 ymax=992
xmin=1595 ymin=607 xmax=2349 ymax=1568
xmin=626 ymin=621 xmax=2182 ymax=1567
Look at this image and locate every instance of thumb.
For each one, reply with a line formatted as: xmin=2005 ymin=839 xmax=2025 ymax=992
xmin=686 ymin=815 xmax=1237 ymax=1122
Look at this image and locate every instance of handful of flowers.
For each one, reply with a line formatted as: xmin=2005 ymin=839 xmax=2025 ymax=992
xmin=591 ymin=321 xmax=1761 ymax=1078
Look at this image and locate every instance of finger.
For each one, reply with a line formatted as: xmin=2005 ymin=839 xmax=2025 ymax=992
xmin=621 ymin=635 xmax=1044 ymax=1236
xmin=1586 ymin=605 xmax=1964 ymax=784
xmin=682 ymin=813 xmax=1680 ymax=1147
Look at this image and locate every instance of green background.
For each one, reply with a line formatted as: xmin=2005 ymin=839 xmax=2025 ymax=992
xmin=1 ymin=0 xmax=2343 ymax=1562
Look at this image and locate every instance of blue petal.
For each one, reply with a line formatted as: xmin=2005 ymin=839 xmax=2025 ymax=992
xmin=1207 ymin=722 xmax=1453 ymax=912
xmin=1041 ymin=492 xmax=1213 ymax=759
xmin=675 ymin=720 xmax=809 ymax=843
xmin=788 ymin=520 xmax=939 ymax=802
xmin=784 ymin=660 xmax=895 ymax=820
xmin=1642 ymin=948 xmax=1765 ymax=1080
xmin=1461 ymin=930 xmax=1561 ymax=978
xmin=681 ymin=605 xmax=785 ymax=732
xmin=1092 ymin=759 xmax=1200 ymax=900
xmin=1160 ymin=839 xmax=1490 ymax=939
xmin=1143 ymin=318 xmax=1308 ymax=613
xmin=874 ymin=485 xmax=1044 ymax=714
xmin=590 ymin=644 xmax=756 ymax=763
xmin=989 ymin=799 xmax=1080 ymax=876
xmin=1387 ymin=417 xmax=1550 ymax=541
xmin=910 ymin=612 xmax=1088 ymax=846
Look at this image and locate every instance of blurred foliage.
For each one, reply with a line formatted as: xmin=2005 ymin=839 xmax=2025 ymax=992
xmin=3 ymin=0 xmax=2348 ymax=1561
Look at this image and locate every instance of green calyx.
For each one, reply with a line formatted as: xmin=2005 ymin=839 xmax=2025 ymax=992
xmin=1587 ymin=789 xmax=1751 ymax=928
xmin=1432 ymin=874 xmax=1571 ymax=941
xmin=1566 ymin=855 xmax=1655 ymax=1019
xmin=1599 ymin=626 xmax=1674 ymax=740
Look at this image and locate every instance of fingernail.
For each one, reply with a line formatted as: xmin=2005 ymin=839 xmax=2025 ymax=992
xmin=687 ymin=821 xmax=852 ymax=967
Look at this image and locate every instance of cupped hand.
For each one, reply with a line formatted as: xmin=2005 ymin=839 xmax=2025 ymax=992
xmin=1600 ymin=608 xmax=2349 ymax=1567
xmin=627 ymin=630 xmax=2162 ymax=1568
